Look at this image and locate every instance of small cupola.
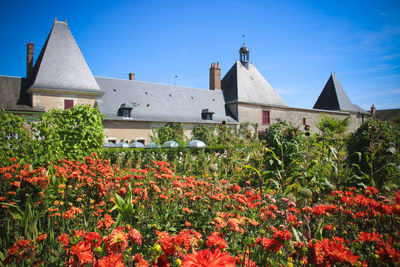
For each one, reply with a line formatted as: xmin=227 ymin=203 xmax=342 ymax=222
xmin=239 ymin=43 xmax=250 ymax=67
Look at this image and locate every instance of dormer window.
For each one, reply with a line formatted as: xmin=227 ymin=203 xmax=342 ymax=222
xmin=117 ymin=103 xmax=134 ymax=118
xmin=202 ymin=109 xmax=214 ymax=120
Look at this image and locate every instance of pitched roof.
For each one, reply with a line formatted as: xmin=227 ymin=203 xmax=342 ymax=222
xmin=95 ymin=77 xmax=238 ymax=124
xmin=0 ymin=75 xmax=43 ymax=112
xmin=313 ymin=73 xmax=367 ymax=114
xmin=373 ymin=109 xmax=400 ymax=121
xmin=222 ymin=61 xmax=287 ymax=107
xmin=30 ymin=20 xmax=102 ymax=94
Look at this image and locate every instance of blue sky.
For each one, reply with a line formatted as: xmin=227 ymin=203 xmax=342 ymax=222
xmin=1 ymin=0 xmax=399 ymax=110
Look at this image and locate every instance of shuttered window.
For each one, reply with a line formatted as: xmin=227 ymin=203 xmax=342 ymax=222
xmin=64 ymin=99 xmax=74 ymax=109
xmin=262 ymin=110 xmax=270 ymax=125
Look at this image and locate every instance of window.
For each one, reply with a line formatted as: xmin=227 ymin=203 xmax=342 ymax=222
xmin=201 ymin=109 xmax=214 ymax=120
xmin=262 ymin=110 xmax=270 ymax=125
xmin=303 ymin=117 xmax=307 ymax=125
xmin=64 ymin=99 xmax=74 ymax=109
xmin=118 ymin=108 xmax=132 ymax=118
xmin=117 ymin=103 xmax=134 ymax=118
xmin=137 ymin=139 xmax=145 ymax=145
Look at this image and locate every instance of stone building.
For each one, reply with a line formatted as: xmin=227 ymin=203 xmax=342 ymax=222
xmin=0 ymin=20 xmax=370 ymax=144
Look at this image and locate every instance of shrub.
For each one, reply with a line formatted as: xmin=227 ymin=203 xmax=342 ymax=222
xmin=263 ymin=121 xmax=302 ymax=167
xmin=31 ymin=105 xmax=104 ymax=164
xmin=191 ymin=125 xmax=215 ymax=146
xmin=151 ymin=122 xmax=187 ymax=146
xmin=0 ymin=109 xmax=34 ymax=166
xmin=346 ymin=119 xmax=400 ymax=189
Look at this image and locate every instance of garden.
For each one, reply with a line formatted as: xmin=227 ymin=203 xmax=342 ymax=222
xmin=0 ymin=106 xmax=399 ymax=266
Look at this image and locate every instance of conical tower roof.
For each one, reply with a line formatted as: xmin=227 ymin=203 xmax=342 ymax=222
xmin=29 ymin=20 xmax=102 ymax=94
xmin=222 ymin=61 xmax=287 ymax=107
xmin=313 ymin=73 xmax=366 ymax=113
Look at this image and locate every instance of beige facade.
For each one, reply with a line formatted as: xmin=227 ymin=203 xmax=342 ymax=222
xmin=32 ymin=92 xmax=97 ymax=111
xmin=236 ymin=103 xmax=364 ymax=133
xmin=103 ymin=120 xmax=227 ymax=145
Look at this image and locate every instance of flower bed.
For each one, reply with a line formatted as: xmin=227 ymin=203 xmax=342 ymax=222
xmin=0 ymin=155 xmax=399 ymax=266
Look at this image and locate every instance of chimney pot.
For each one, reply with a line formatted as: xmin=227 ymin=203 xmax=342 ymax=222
xmin=370 ymin=104 xmax=376 ymax=115
xmin=129 ymin=73 xmax=135 ymax=80
xmin=26 ymin=43 xmax=34 ymax=78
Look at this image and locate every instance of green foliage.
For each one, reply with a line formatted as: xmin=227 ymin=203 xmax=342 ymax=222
xmin=263 ymin=121 xmax=302 ymax=167
xmin=302 ymin=116 xmax=351 ymax=194
xmin=317 ymin=115 xmax=350 ymax=136
xmin=393 ymin=115 xmax=400 ymax=124
xmin=31 ymin=105 xmax=104 ymax=164
xmin=191 ymin=125 xmax=215 ymax=146
xmin=151 ymin=122 xmax=187 ymax=146
xmin=261 ymin=122 xmax=303 ymax=194
xmin=0 ymin=109 xmax=34 ymax=166
xmin=346 ymin=119 xmax=400 ymax=189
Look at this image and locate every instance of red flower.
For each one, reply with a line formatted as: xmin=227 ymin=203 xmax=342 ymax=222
xmin=182 ymin=249 xmax=235 ymax=267
xmin=357 ymin=231 xmax=382 ymax=243
xmin=85 ymin=232 xmax=101 ymax=248
xmin=128 ymin=228 xmax=142 ymax=245
xmin=95 ymin=253 xmax=126 ymax=267
xmin=133 ymin=253 xmax=149 ymax=267
xmin=206 ymin=232 xmax=227 ymax=249
xmin=69 ymin=241 xmax=93 ymax=266
xmin=308 ymin=238 xmax=359 ymax=266
xmin=36 ymin=233 xmax=47 ymax=243
xmin=57 ymin=233 xmax=70 ymax=247
xmin=375 ymin=238 xmax=400 ymax=264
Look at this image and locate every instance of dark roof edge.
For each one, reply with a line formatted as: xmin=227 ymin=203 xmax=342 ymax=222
xmin=103 ymin=117 xmax=239 ymax=125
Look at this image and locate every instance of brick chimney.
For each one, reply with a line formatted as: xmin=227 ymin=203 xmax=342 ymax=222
xmin=209 ymin=62 xmax=221 ymax=90
xmin=370 ymin=104 xmax=376 ymax=115
xmin=26 ymin=43 xmax=34 ymax=78
xmin=129 ymin=73 xmax=135 ymax=80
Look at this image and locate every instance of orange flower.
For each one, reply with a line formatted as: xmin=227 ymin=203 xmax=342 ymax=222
xmin=206 ymin=232 xmax=227 ymax=249
xmin=128 ymin=228 xmax=142 ymax=245
xmin=182 ymin=207 xmax=193 ymax=213
xmin=36 ymin=233 xmax=47 ymax=243
xmin=104 ymin=229 xmax=128 ymax=254
xmin=69 ymin=241 xmax=93 ymax=266
xmin=85 ymin=232 xmax=101 ymax=248
xmin=94 ymin=253 xmax=126 ymax=267
xmin=57 ymin=233 xmax=70 ymax=247
xmin=10 ymin=181 xmax=20 ymax=187
xmin=182 ymin=249 xmax=235 ymax=267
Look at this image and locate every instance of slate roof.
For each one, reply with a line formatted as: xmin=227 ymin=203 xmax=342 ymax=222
xmin=222 ymin=61 xmax=287 ymax=107
xmin=373 ymin=109 xmax=400 ymax=121
xmin=0 ymin=75 xmax=43 ymax=112
xmin=95 ymin=77 xmax=237 ymax=124
xmin=313 ymin=73 xmax=367 ymax=114
xmin=29 ymin=21 xmax=102 ymax=94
